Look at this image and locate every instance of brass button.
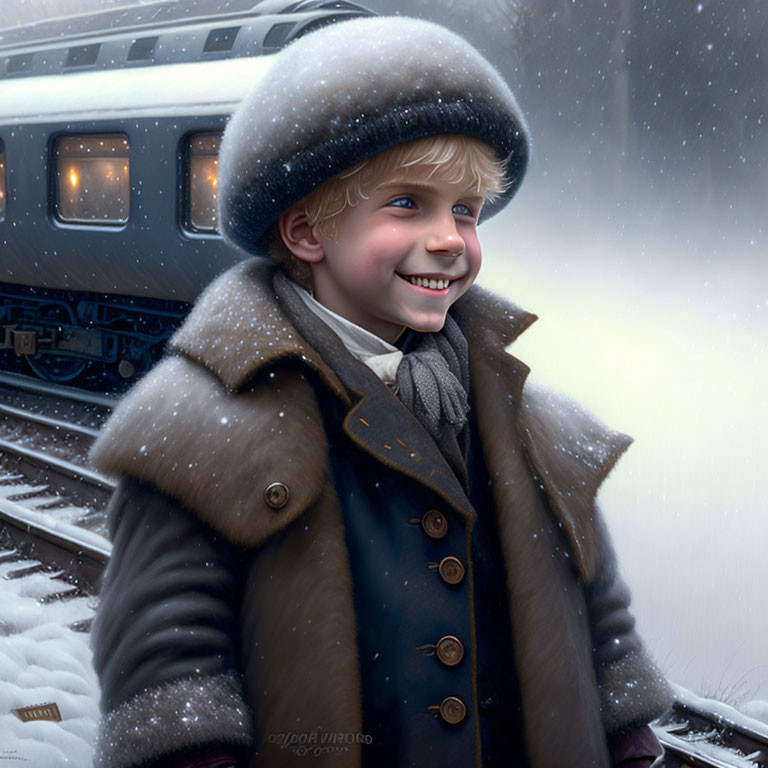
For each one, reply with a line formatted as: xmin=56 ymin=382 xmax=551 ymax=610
xmin=421 ymin=509 xmax=448 ymax=539
xmin=439 ymin=696 xmax=466 ymax=724
xmin=264 ymin=482 xmax=289 ymax=509
xmin=438 ymin=556 xmax=465 ymax=585
xmin=435 ymin=635 xmax=464 ymax=666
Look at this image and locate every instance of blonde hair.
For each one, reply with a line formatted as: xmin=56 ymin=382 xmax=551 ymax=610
xmin=270 ymin=134 xmax=507 ymax=287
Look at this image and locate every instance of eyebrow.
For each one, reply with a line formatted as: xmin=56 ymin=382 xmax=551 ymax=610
xmin=376 ymin=179 xmax=485 ymax=202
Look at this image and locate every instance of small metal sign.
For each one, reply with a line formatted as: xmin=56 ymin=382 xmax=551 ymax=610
xmin=12 ymin=702 xmax=62 ymax=722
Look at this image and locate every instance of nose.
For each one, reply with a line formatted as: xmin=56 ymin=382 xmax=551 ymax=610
xmin=425 ymin=211 xmax=465 ymax=257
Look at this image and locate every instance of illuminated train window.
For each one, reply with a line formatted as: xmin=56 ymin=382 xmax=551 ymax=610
xmin=0 ymin=140 xmax=6 ymax=222
xmin=185 ymin=133 xmax=221 ymax=233
xmin=54 ymin=135 xmax=130 ymax=224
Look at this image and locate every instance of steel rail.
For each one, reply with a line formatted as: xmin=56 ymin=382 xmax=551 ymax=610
xmin=0 ymin=401 xmax=101 ymax=439
xmin=0 ymin=371 xmax=118 ymax=409
xmin=672 ymin=697 xmax=768 ymax=765
xmin=656 ymin=732 xmax=762 ymax=768
xmin=0 ymin=436 xmax=114 ymax=491
xmin=0 ymin=496 xmax=110 ymax=593
xmin=653 ymin=685 xmax=768 ymax=768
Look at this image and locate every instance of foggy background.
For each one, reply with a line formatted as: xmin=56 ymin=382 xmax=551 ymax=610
xmin=3 ymin=0 xmax=766 ymax=704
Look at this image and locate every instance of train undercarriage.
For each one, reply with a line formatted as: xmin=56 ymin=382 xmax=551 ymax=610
xmin=0 ymin=282 xmax=188 ymax=392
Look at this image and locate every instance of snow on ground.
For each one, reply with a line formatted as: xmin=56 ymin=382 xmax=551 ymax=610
xmin=0 ymin=552 xmax=99 ymax=767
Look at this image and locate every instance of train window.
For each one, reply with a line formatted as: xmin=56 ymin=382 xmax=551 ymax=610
xmin=184 ymin=133 xmax=221 ymax=234
xmin=0 ymin=141 xmax=5 ymax=222
xmin=54 ymin=135 xmax=130 ymax=225
xmin=128 ymin=36 xmax=158 ymax=62
xmin=204 ymin=27 xmax=240 ymax=53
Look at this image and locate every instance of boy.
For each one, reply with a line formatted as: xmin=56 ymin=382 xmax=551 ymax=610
xmin=89 ymin=16 xmax=671 ymax=768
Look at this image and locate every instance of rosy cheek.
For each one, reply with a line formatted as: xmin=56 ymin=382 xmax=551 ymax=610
xmin=464 ymin=250 xmax=481 ymax=276
xmin=360 ymin=234 xmax=405 ymax=270
xmin=368 ymin=228 xmax=403 ymax=249
xmin=352 ymin=258 xmax=393 ymax=292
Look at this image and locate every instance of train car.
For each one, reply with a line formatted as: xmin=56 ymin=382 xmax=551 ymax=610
xmin=0 ymin=0 xmax=373 ymax=390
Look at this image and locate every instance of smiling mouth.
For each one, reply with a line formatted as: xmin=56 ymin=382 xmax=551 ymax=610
xmin=398 ymin=274 xmax=456 ymax=290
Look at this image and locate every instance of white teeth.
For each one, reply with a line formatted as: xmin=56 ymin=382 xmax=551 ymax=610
xmin=405 ymin=276 xmax=451 ymax=290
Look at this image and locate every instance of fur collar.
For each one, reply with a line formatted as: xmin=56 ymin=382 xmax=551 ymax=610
xmin=91 ymin=258 xmax=631 ymax=579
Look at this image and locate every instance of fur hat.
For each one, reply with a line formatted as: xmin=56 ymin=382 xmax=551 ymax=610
xmin=218 ymin=16 xmax=529 ymax=255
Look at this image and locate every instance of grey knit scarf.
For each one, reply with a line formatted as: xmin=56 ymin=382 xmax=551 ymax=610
xmin=396 ymin=314 xmax=470 ymax=443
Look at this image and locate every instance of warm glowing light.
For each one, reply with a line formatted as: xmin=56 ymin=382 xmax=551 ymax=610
xmin=69 ymin=168 xmax=79 ymax=187
xmin=123 ymin=164 xmax=129 ymax=174
xmin=208 ymin=174 xmax=218 ymax=188
xmin=106 ymin=169 xmax=114 ymax=181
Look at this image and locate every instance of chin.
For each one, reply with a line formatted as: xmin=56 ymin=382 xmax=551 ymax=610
xmin=405 ymin=316 xmax=447 ymax=334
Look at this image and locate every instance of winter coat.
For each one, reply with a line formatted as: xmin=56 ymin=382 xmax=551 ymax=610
xmin=89 ymin=258 xmax=672 ymax=768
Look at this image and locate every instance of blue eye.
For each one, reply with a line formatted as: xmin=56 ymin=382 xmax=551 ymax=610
xmin=387 ymin=196 xmax=416 ymax=209
xmin=453 ymin=203 xmax=474 ymax=217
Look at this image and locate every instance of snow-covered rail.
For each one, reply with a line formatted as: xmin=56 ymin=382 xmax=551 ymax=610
xmin=0 ymin=443 xmax=113 ymax=535
xmin=0 ymin=373 xmax=116 ymax=541
xmin=0 ymin=372 xmax=113 ymax=588
xmin=0 ymin=370 xmax=113 ymax=450
xmin=0 ymin=496 xmax=110 ymax=595
xmin=0 ymin=401 xmax=100 ymax=464
xmin=653 ymin=686 xmax=768 ymax=767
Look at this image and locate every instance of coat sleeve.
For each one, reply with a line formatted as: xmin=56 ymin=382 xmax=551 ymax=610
xmin=90 ymin=478 xmax=254 ymax=768
xmin=584 ymin=508 xmax=673 ymax=736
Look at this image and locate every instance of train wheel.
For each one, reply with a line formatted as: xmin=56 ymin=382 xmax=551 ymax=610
xmin=19 ymin=300 xmax=89 ymax=383
xmin=24 ymin=353 xmax=88 ymax=383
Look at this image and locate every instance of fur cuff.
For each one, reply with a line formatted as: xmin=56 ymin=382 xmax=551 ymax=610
xmin=597 ymin=650 xmax=674 ymax=735
xmin=94 ymin=673 xmax=252 ymax=768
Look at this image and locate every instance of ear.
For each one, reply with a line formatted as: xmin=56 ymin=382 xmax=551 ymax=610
xmin=278 ymin=205 xmax=325 ymax=264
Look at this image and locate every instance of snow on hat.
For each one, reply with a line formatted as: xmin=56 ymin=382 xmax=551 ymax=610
xmin=218 ymin=15 xmax=529 ymax=254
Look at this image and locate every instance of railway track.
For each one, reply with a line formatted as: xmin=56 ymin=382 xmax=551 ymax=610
xmin=653 ymin=684 xmax=768 ymax=767
xmin=0 ymin=373 xmax=766 ymax=766
xmin=0 ymin=373 xmax=113 ymax=620
xmin=0 ymin=494 xmax=110 ymax=596
xmin=0 ymin=371 xmax=116 ymax=539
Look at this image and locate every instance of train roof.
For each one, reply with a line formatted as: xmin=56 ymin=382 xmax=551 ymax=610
xmin=0 ymin=0 xmax=373 ymax=80
xmin=0 ymin=55 xmax=272 ymax=124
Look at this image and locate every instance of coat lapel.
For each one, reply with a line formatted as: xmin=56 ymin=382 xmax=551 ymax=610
xmin=455 ymin=296 xmax=614 ymax=767
xmin=452 ymin=285 xmax=632 ymax=583
xmin=468 ymin=352 xmax=611 ymax=767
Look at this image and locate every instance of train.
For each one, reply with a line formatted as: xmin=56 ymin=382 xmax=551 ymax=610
xmin=0 ymin=0 xmax=373 ymax=391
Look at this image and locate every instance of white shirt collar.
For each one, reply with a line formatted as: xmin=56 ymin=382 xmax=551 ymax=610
xmin=290 ymin=282 xmax=404 ymax=386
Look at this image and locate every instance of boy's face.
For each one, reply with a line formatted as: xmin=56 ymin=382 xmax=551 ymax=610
xmin=310 ymin=165 xmax=484 ymax=344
